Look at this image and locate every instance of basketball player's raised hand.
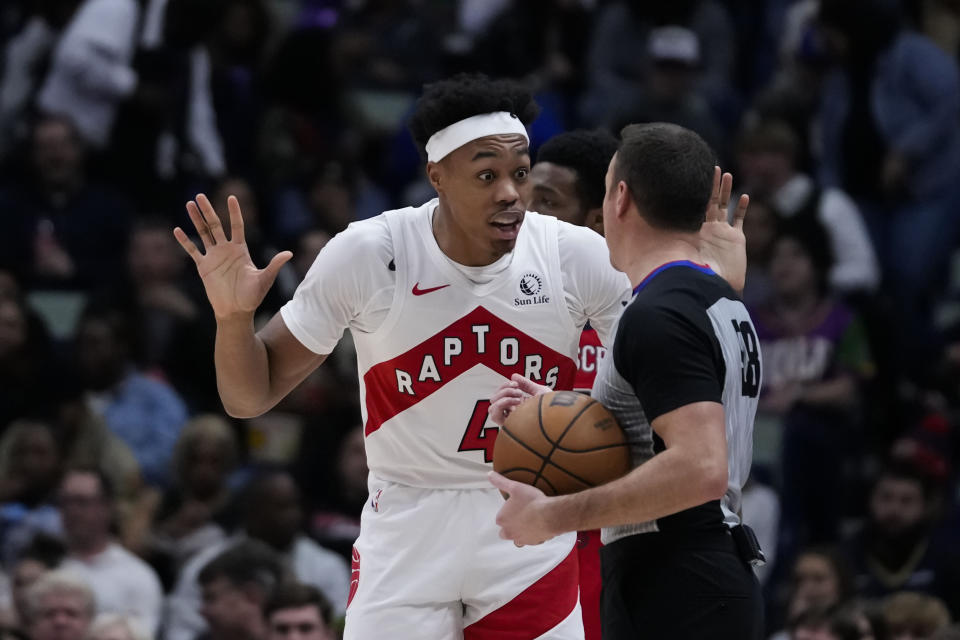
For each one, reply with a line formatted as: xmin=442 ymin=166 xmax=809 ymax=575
xmin=173 ymin=194 xmax=292 ymax=319
xmin=700 ymin=167 xmax=749 ymax=294
xmin=488 ymin=373 xmax=550 ymax=426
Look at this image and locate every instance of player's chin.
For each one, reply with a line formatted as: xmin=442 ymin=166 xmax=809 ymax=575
xmin=490 ymin=237 xmax=518 ymax=255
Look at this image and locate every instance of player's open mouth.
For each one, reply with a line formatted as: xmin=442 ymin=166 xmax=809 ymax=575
xmin=490 ymin=213 xmax=522 ymax=239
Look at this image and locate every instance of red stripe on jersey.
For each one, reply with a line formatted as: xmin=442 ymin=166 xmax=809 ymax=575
xmin=573 ymin=328 xmax=605 ymax=393
xmin=463 ymin=545 xmax=580 ymax=640
xmin=577 ymin=530 xmax=603 ymax=640
xmin=362 ymin=306 xmax=576 ymax=436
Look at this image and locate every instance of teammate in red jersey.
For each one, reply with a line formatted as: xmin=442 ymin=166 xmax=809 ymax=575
xmin=526 ymin=128 xmax=619 ymax=640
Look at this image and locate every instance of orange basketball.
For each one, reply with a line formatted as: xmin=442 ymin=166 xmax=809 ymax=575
xmin=493 ymin=390 xmax=632 ymax=496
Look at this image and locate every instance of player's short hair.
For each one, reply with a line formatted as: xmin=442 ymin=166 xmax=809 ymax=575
xmin=615 ymin=123 xmax=715 ymax=233
xmin=536 ymin=129 xmax=619 ymax=211
xmin=408 ymin=73 xmax=540 ymax=160
xmin=263 ymin=582 xmax=333 ymax=626
xmin=198 ymin=540 xmax=285 ymax=592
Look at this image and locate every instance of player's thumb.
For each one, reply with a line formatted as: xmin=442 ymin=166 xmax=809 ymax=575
xmin=510 ymin=373 xmax=545 ymax=396
xmin=262 ymin=250 xmax=293 ymax=282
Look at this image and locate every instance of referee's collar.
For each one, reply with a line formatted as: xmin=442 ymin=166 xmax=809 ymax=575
xmin=632 ymin=260 xmax=715 ymax=295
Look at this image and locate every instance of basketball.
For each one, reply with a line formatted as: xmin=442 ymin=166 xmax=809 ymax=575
xmin=493 ymin=391 xmax=632 ymax=496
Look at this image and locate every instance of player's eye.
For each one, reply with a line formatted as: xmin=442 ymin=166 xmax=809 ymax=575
xmin=478 ymin=171 xmax=495 ymax=182
xmin=515 ymin=167 xmax=529 ymax=180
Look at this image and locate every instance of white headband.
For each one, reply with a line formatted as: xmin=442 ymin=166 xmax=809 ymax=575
xmin=425 ymin=111 xmax=529 ymax=162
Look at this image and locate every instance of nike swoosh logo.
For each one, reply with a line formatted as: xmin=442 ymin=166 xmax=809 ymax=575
xmin=412 ymin=282 xmax=450 ymax=296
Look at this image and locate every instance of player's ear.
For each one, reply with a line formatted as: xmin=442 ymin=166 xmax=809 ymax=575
xmin=426 ymin=162 xmax=444 ymax=195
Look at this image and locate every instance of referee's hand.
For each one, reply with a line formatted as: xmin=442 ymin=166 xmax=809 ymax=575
xmin=489 ymin=471 xmax=557 ymax=547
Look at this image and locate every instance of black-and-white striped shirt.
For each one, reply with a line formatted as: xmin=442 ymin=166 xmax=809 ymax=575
xmin=593 ymin=261 xmax=761 ymax=544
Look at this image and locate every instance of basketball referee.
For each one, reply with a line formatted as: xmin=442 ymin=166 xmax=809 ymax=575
xmin=490 ymin=123 xmax=764 ymax=640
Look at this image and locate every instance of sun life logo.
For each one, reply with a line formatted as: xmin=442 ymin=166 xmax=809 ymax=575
xmin=519 ymin=273 xmax=542 ymax=296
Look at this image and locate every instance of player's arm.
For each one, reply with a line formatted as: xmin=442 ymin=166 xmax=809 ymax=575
xmin=174 ymin=194 xmax=336 ymax=418
xmin=214 ymin=312 xmax=326 ymax=418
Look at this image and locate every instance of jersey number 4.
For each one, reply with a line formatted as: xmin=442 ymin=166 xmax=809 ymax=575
xmin=731 ymin=319 xmax=761 ymax=398
xmin=458 ymin=400 xmax=498 ymax=463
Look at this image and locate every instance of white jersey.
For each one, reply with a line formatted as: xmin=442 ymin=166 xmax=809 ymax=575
xmin=281 ymin=199 xmax=630 ymax=488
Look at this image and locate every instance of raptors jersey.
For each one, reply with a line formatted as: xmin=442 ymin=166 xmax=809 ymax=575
xmin=281 ymin=199 xmax=631 ymax=490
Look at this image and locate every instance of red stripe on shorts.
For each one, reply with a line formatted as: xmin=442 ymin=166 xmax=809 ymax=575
xmin=463 ymin=546 xmax=579 ymax=640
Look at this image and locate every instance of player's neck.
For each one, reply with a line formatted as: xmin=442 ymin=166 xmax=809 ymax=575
xmin=620 ymin=230 xmax=701 ymax=290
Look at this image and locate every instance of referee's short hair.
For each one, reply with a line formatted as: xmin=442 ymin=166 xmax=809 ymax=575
xmin=615 ymin=123 xmax=716 ymax=233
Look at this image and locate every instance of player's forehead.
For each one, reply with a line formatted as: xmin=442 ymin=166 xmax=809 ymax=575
xmin=531 ymin=162 xmax=578 ymax=194
xmin=451 ymin=134 xmax=529 ymax=163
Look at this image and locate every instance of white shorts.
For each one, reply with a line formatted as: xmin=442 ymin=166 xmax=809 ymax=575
xmin=344 ymin=475 xmax=584 ymax=640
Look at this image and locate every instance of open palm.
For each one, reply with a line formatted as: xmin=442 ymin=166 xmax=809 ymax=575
xmin=700 ymin=167 xmax=749 ymax=293
xmin=173 ymin=194 xmax=292 ymax=319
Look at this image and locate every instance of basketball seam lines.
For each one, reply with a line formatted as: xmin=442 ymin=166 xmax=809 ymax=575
xmin=499 ymin=427 xmax=595 ymax=491
xmin=533 ymin=394 xmax=598 ymax=487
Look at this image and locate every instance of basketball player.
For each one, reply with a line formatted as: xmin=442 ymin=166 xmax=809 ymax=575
xmin=174 ymin=74 xmax=748 ymax=639
xmin=490 ymin=123 xmax=763 ymax=639
xmin=527 ymin=128 xmax=618 ymax=640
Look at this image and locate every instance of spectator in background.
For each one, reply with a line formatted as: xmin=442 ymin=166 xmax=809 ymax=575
xmin=883 ymin=592 xmax=951 ymax=639
xmin=264 ymin=582 xmax=335 ymax=640
xmin=844 ymin=462 xmax=960 ymax=616
xmin=580 ymin=1 xmax=737 ymax=130
xmin=198 ymin=541 xmax=284 ymax=640
xmin=84 ymin=613 xmax=150 ymax=640
xmin=931 ymin=627 xmax=960 ymax=640
xmin=7 ymin=535 xmax=66 ymax=633
xmin=0 ymin=420 xmax=65 ymax=565
xmin=606 ymin=26 xmax=727 ymax=157
xmin=817 ymin=0 xmax=960 ymax=370
xmin=74 ymin=303 xmax=187 ymax=487
xmin=739 ymin=196 xmax=779 ymax=308
xmin=0 ymin=294 xmax=55 ymax=430
xmin=57 ymin=468 xmax=163 ymax=635
xmin=306 ymin=425 xmax=367 ymax=561
xmin=25 ymin=570 xmax=95 ymax=640
xmin=770 ymin=546 xmax=856 ymax=640
xmin=165 ymin=470 xmax=350 ymax=640
xmin=130 ymin=414 xmax=239 ymax=588
xmin=35 ymin=0 xmax=140 ymax=149
xmin=103 ymin=216 xmax=219 ymax=411
xmin=0 ymin=116 xmax=132 ymax=289
xmin=735 ymin=119 xmax=879 ymax=297
xmin=34 ymin=366 xmax=143 ymax=525
xmin=787 ymin=602 xmax=885 ymax=640
xmin=752 ymin=217 xmax=873 ymax=557
xmin=0 ymin=0 xmax=80 ymax=158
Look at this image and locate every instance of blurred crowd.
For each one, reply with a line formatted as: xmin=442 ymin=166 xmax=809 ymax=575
xmin=0 ymin=0 xmax=959 ymax=638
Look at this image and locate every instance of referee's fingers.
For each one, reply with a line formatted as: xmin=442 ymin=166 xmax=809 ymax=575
xmin=732 ymin=193 xmax=749 ymax=229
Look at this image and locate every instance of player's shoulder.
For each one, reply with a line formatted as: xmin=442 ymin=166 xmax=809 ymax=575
xmin=550 ymin=216 xmax=610 ymax=262
xmin=329 ymin=203 xmax=421 ymax=257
